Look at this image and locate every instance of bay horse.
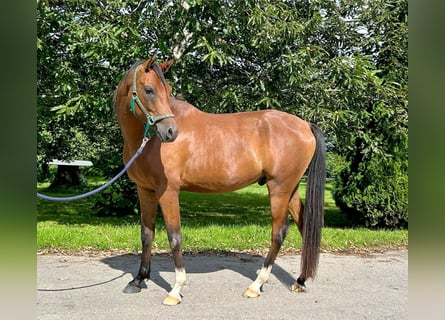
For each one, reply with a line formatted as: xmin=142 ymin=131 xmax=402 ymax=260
xmin=114 ymin=55 xmax=325 ymax=305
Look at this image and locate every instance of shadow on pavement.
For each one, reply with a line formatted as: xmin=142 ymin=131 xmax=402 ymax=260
xmin=100 ymin=252 xmax=298 ymax=294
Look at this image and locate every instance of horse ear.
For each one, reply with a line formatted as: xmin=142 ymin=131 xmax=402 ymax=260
xmin=143 ymin=54 xmax=157 ymax=72
xmin=159 ymin=59 xmax=175 ymax=73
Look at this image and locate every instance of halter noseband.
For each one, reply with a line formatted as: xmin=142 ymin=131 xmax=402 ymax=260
xmin=130 ymin=64 xmax=175 ymax=137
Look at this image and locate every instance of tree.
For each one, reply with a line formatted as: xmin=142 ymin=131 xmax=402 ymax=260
xmin=37 ymin=0 xmax=156 ymax=180
xmin=330 ymin=0 xmax=408 ymax=228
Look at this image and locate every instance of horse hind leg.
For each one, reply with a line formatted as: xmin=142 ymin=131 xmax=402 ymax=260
xmin=288 ymin=190 xmax=303 ymax=233
xmin=288 ymin=192 xmax=307 ymax=292
xmin=243 ymin=189 xmax=290 ymax=298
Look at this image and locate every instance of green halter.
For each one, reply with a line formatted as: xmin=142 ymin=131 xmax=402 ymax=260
xmin=130 ymin=64 xmax=175 ymax=137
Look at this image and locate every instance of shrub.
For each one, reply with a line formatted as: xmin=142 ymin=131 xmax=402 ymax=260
xmin=92 ymin=174 xmax=139 ymax=217
xmin=334 ymin=149 xmax=408 ymax=229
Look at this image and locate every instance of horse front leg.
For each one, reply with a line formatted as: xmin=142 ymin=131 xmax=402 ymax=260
xmin=158 ymin=189 xmax=186 ymax=306
xmin=123 ymin=187 xmax=158 ymax=294
xmin=243 ymin=190 xmax=290 ymax=298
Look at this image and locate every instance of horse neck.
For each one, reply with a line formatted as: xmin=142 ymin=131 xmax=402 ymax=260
xmin=169 ymin=97 xmax=200 ymax=117
xmin=115 ymin=97 xmax=146 ymax=150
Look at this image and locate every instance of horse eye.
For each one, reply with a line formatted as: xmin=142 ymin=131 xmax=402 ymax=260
xmin=144 ymin=86 xmax=155 ymax=95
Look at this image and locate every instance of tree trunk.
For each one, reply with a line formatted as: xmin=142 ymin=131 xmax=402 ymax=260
xmin=49 ymin=165 xmax=86 ymax=188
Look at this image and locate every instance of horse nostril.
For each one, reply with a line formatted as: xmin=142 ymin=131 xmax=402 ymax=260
xmin=166 ymin=127 xmax=178 ymax=142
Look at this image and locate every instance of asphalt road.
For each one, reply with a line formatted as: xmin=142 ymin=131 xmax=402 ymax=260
xmin=37 ymin=250 xmax=408 ymax=320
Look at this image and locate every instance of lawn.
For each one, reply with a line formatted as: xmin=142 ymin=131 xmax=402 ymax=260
xmin=37 ymin=178 xmax=408 ymax=254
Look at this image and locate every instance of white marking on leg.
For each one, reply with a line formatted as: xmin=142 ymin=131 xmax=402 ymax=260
xmin=248 ymin=265 xmax=272 ymax=294
xmin=168 ymin=267 xmax=187 ymax=301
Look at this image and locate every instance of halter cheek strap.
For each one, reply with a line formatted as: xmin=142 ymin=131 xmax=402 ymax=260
xmin=130 ymin=64 xmax=175 ymax=137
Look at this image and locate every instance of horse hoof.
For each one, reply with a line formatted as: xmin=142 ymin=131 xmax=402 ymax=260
xmin=242 ymin=287 xmax=260 ymax=298
xmin=290 ymin=282 xmax=305 ymax=293
xmin=162 ymin=295 xmax=181 ymax=306
xmin=123 ymin=284 xmax=141 ymax=294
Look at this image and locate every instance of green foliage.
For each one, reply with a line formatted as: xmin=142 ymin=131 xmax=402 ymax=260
xmin=329 ymin=0 xmax=408 ymax=228
xmin=37 ymin=0 xmax=408 ymax=228
xmin=92 ymin=175 xmax=139 ymax=217
xmin=37 ymin=0 xmax=147 ymax=178
xmin=334 ymin=155 xmax=408 ymax=228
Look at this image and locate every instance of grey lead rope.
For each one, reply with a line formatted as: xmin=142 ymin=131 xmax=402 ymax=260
xmin=37 ymin=137 xmax=150 ymax=202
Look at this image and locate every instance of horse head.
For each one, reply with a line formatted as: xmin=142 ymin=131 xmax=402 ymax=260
xmin=130 ymin=54 xmax=178 ymax=142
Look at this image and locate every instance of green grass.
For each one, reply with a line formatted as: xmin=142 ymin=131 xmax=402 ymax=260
xmin=37 ymin=179 xmax=408 ymax=254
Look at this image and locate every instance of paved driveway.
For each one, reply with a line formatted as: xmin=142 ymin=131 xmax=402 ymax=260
xmin=37 ymin=250 xmax=408 ymax=319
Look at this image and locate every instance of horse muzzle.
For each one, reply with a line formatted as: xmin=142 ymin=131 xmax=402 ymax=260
xmin=156 ymin=118 xmax=179 ymax=142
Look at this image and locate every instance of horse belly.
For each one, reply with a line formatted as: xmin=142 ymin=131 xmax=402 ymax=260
xmin=180 ymin=174 xmax=261 ymax=193
xmin=180 ymin=150 xmax=262 ymax=193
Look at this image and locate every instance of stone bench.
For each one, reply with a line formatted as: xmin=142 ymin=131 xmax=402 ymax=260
xmin=48 ymin=160 xmax=93 ymax=187
xmin=48 ymin=160 xmax=93 ymax=167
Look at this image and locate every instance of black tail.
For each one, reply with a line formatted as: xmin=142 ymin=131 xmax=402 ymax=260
xmin=301 ymin=124 xmax=326 ymax=280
